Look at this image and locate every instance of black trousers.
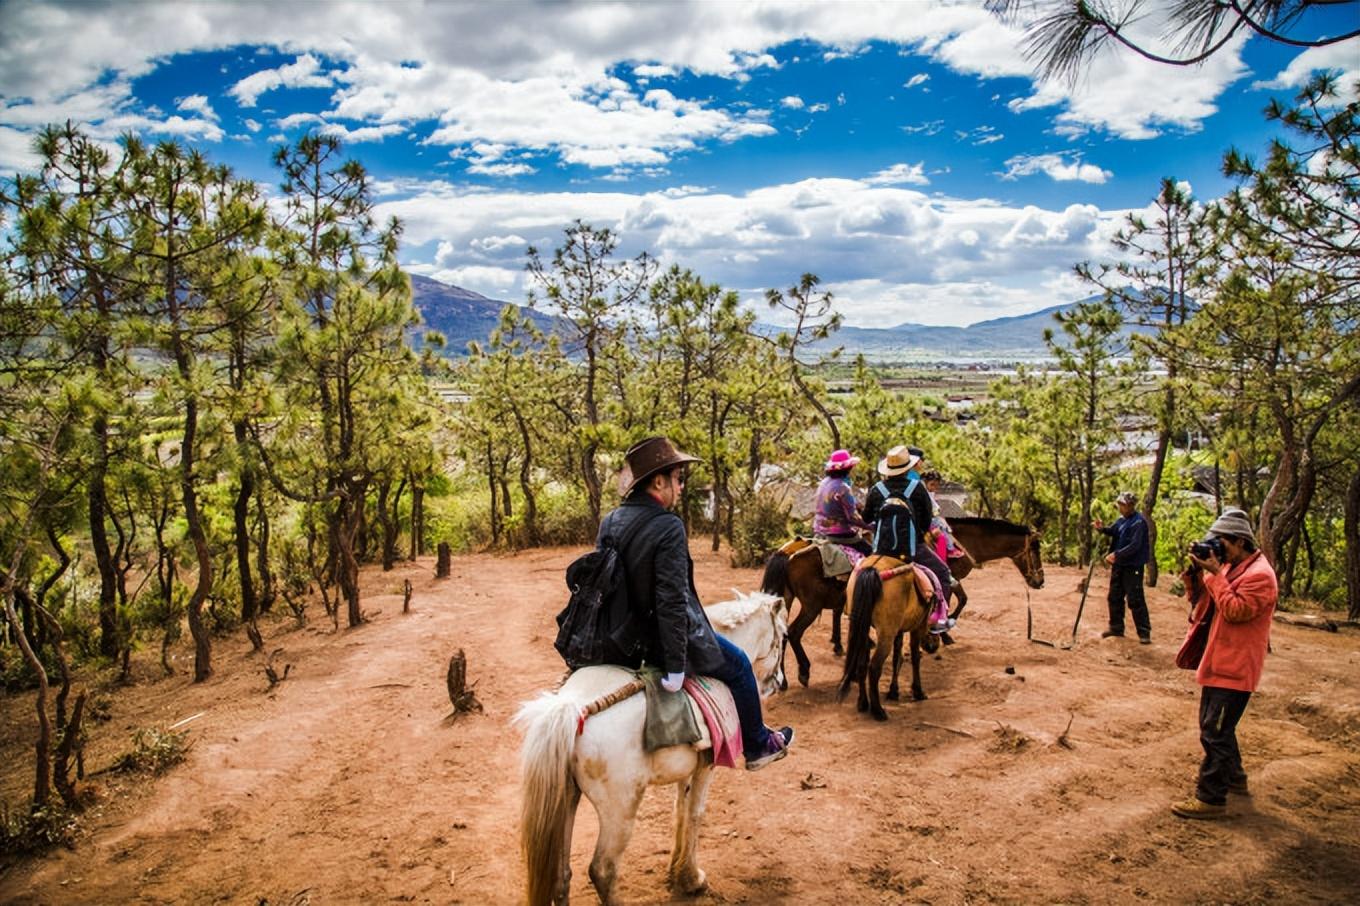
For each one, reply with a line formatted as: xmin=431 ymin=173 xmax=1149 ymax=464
xmin=1107 ymin=564 xmax=1151 ymax=637
xmin=1196 ymin=685 xmax=1251 ymax=805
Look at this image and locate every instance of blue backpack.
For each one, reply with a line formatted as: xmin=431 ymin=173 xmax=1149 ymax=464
xmin=871 ymin=479 xmax=919 ymax=558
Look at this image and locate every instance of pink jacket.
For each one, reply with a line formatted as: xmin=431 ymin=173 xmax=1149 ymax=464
xmin=1185 ymin=550 xmax=1278 ymax=693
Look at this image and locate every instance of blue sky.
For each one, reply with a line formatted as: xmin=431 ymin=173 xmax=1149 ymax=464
xmin=2 ymin=1 xmax=1356 ymax=327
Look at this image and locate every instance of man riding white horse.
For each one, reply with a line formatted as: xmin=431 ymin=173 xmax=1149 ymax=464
xmin=600 ymin=436 xmax=794 ymax=770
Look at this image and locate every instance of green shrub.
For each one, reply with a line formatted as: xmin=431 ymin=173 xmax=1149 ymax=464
xmin=112 ymin=727 xmax=191 ymax=775
xmin=0 ymin=801 xmax=78 ymax=855
xmin=729 ymin=486 xmax=794 ymax=568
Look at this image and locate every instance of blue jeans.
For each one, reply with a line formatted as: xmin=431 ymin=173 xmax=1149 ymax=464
xmin=707 ymin=633 xmax=769 ymax=752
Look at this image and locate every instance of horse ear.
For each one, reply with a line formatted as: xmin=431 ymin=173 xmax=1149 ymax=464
xmin=1029 ymin=514 xmax=1046 ymax=532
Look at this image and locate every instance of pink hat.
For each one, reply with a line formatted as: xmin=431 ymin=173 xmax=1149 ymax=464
xmin=824 ymin=449 xmax=860 ymax=472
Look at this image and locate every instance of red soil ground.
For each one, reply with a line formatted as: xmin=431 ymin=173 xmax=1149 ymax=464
xmin=2 ymin=544 xmax=1358 ymax=905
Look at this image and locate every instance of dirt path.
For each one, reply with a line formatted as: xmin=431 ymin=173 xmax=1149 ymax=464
xmin=2 ymin=545 xmax=1358 ymax=905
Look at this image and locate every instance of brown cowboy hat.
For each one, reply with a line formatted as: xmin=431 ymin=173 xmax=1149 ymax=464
xmin=618 ymin=436 xmax=701 ymax=496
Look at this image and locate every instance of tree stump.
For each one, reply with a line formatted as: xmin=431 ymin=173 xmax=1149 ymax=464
xmin=446 ymin=649 xmax=483 ymax=717
xmin=436 ymin=543 xmax=451 ymax=578
xmin=403 ymin=579 xmax=413 ymax=614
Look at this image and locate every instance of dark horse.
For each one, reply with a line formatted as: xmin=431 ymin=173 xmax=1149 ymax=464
xmin=946 ymin=517 xmax=1046 ymax=619
xmin=762 ymin=517 xmax=1044 ymax=688
xmin=760 ymin=538 xmax=848 ymax=689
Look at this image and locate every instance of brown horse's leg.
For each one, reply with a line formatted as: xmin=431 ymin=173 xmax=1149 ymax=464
xmin=910 ymin=630 xmax=927 ymax=701
xmin=886 ymin=630 xmax=904 ymax=700
xmin=828 ymin=580 xmax=845 ymax=656
xmin=785 ymin=597 xmax=820 ymax=688
xmin=868 ymin=638 xmax=891 ymax=721
xmin=949 ymin=581 xmax=968 ymax=620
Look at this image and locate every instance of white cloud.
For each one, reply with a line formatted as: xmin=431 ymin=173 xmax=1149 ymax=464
xmin=904 ymin=74 xmax=929 ymax=88
xmin=867 ymin=162 xmax=929 ymax=186
xmin=230 ymin=53 xmax=333 ymax=108
xmin=633 ymin=63 xmax=676 ymax=79
xmin=0 ymin=124 xmax=41 ymax=173
xmin=0 ymin=2 xmax=1264 ymax=169
xmin=781 ymin=95 xmax=805 ymax=109
xmin=1001 ymin=153 xmax=1112 ymax=184
xmin=377 ymin=173 xmax=1131 ymax=327
xmin=808 ymin=102 xmax=830 ymax=113
xmin=468 ymin=160 xmax=536 ymax=177
xmin=1253 ymin=42 xmax=1360 ymax=94
xmin=276 ymin=112 xmax=324 ymax=129
xmin=318 ymin=122 xmax=407 ymax=143
xmin=243 ymin=118 xmax=262 ymax=132
xmin=176 ymin=94 xmax=218 ymax=121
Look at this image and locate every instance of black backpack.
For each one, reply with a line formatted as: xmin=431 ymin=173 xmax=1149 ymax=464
xmin=871 ymin=479 xmax=920 ymax=558
xmin=554 ymin=507 xmax=665 ymax=671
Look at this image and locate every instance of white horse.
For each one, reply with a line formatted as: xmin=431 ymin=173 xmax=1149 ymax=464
xmin=516 ymin=590 xmax=788 ymax=906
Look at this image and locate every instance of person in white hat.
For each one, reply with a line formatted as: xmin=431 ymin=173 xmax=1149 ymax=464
xmin=862 ymin=445 xmax=953 ymax=629
xmin=1171 ymin=507 xmax=1277 ymax=820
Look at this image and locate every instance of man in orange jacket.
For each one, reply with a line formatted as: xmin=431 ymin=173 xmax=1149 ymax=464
xmin=1172 ymin=507 xmax=1278 ymax=820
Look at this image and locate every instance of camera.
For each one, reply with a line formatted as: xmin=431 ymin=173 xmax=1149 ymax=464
xmin=1190 ymin=538 xmax=1226 ymax=561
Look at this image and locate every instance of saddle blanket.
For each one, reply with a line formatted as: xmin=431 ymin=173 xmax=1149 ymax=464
xmin=815 ymin=538 xmax=865 ymax=577
xmin=640 ymin=670 xmax=743 ymax=768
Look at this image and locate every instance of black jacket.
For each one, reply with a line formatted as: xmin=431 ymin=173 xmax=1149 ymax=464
xmin=863 ymin=474 xmax=932 ymax=539
xmin=597 ymin=495 xmax=725 ymax=676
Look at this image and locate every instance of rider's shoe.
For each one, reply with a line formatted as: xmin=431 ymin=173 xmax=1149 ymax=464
xmin=746 ymin=726 xmax=794 ymax=772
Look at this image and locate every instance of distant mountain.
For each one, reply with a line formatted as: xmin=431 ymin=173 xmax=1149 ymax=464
xmin=797 ymin=293 xmax=1159 ymax=362
xmin=411 ymin=274 xmax=1158 ymax=362
xmin=408 ymin=274 xmax=563 ymax=354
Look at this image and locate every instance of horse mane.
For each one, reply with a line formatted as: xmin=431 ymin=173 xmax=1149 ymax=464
xmin=708 ymin=590 xmax=782 ymax=631
xmin=949 ymin=515 xmax=1031 ymax=536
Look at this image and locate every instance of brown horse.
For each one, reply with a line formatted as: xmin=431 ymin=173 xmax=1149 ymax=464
xmin=945 ymin=516 xmax=1045 ymax=620
xmin=837 ymin=556 xmax=936 ymax=721
xmin=760 ymin=539 xmax=849 ymax=689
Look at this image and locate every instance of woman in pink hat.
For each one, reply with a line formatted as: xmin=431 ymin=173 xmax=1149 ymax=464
xmin=812 ymin=449 xmax=872 ymax=554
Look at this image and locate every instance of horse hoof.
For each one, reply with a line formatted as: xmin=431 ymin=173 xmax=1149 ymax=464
xmin=872 ymin=709 xmax=889 ymax=722
xmin=886 ymin=689 xmax=900 ymax=701
xmin=833 ymin=645 xmax=844 ymax=657
xmin=912 ymin=690 xmax=928 ymax=702
xmin=857 ymin=699 xmax=868 ymax=713
xmin=798 ymin=670 xmax=809 ymax=688
xmin=940 ymin=632 xmax=955 ymax=646
xmin=780 ymin=676 xmax=789 ymax=692
xmin=673 ymin=869 xmax=707 ymax=895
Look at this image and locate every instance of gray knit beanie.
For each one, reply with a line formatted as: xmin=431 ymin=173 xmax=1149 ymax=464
xmin=1208 ymin=507 xmax=1256 ymax=544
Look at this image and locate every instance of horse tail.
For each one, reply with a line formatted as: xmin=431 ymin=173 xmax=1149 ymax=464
xmin=760 ymin=550 xmax=791 ymax=598
xmin=838 ymin=568 xmax=882 ymax=703
xmin=515 ymin=692 xmax=581 ymax=906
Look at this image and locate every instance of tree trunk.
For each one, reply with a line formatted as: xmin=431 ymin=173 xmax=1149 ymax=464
xmin=234 ymin=427 xmax=260 ymax=637
xmin=1142 ymin=423 xmax=1174 ymax=588
xmin=181 ymin=395 xmax=213 ymax=683
xmin=3 ymin=585 xmax=53 ymax=809
xmin=255 ymin=486 xmax=275 ymax=613
xmin=377 ymin=480 xmax=396 ymax=571
xmin=410 ymin=485 xmax=425 ymax=560
xmin=88 ymin=419 xmax=119 ymax=659
xmin=1346 ymin=465 xmax=1360 ymax=622
xmin=436 ymin=542 xmax=452 ymax=578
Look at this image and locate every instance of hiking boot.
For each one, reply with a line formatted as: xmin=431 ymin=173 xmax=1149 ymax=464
xmin=746 ymin=726 xmax=794 ymax=772
xmin=1228 ymin=776 xmax=1250 ymax=795
xmin=1100 ymin=629 xmax=1124 ymax=639
xmin=1171 ymin=797 xmax=1225 ymax=820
